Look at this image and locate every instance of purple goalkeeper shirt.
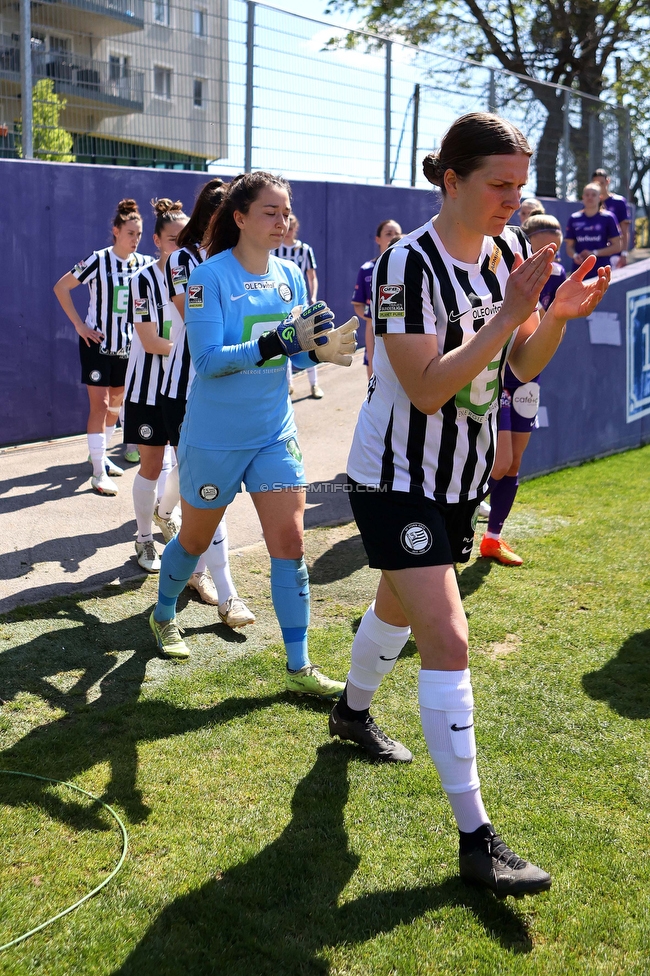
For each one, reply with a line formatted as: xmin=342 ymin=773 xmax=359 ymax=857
xmin=565 ymin=209 xmax=621 ymax=278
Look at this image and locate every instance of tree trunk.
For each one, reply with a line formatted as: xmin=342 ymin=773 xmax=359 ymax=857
xmin=533 ymin=89 xmax=565 ymax=197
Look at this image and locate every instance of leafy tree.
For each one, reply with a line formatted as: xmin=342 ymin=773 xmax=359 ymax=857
xmin=17 ymin=78 xmax=75 ymax=162
xmin=327 ymin=0 xmax=643 ymax=197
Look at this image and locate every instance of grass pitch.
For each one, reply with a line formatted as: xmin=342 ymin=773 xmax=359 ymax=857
xmin=0 ymin=446 xmax=649 ymax=975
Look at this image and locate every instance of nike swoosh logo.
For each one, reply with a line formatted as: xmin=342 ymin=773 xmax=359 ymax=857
xmin=230 ymin=293 xmax=246 ymax=301
xmin=461 ymin=546 xmax=473 ymax=554
xmin=448 ymin=310 xmax=465 ymax=323
xmin=379 ymin=654 xmax=399 ymax=661
xmin=451 ymin=723 xmax=474 ymax=732
xmin=299 ymin=590 xmax=309 ymax=597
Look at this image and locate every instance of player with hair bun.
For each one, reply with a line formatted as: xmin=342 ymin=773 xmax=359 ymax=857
xmin=330 ymin=112 xmax=610 ymax=898
xmin=149 ymin=171 xmax=356 ymax=696
xmin=54 ymin=199 xmax=152 ymax=496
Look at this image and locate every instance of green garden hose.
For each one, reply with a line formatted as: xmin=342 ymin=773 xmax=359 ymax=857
xmin=0 ymin=769 xmax=128 ymax=952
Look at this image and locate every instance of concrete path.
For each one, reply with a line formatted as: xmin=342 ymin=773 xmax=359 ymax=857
xmin=0 ymin=355 xmax=369 ymax=614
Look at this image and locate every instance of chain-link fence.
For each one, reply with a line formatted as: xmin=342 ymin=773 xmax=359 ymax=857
xmin=0 ymin=0 xmax=631 ymax=198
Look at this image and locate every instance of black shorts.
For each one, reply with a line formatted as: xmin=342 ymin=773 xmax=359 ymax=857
xmin=123 ymin=400 xmax=169 ymax=446
xmin=160 ymin=395 xmax=186 ymax=447
xmin=79 ymin=337 xmax=128 ymax=388
xmin=347 ymin=477 xmax=482 ymax=569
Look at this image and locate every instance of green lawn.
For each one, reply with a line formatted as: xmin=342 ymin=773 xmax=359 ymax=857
xmin=1 ymin=447 xmax=649 ymax=975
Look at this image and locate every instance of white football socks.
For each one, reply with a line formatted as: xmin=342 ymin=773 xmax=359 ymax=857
xmin=87 ymin=433 xmax=105 ymax=478
xmin=157 ymin=463 xmax=180 ymax=520
xmin=156 ymin=445 xmax=176 ymax=504
xmin=346 ymin=602 xmax=411 ymax=711
xmin=132 ymin=474 xmax=158 ymax=543
xmin=202 ymin=520 xmax=236 ymax=604
xmin=418 ymin=669 xmax=489 ymax=833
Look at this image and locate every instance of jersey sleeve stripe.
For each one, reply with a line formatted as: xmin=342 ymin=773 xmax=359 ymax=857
xmin=74 ymin=254 xmax=99 ymax=283
xmin=373 ymin=249 xmax=392 ymax=336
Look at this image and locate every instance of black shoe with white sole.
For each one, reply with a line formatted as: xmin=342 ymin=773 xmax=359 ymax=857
xmin=329 ymin=701 xmax=413 ymax=762
xmin=459 ymin=823 xmax=552 ymax=899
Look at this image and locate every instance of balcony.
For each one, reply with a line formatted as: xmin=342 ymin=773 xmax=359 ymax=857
xmin=0 ymin=41 xmax=144 ymax=116
xmin=32 ymin=0 xmax=145 ymax=36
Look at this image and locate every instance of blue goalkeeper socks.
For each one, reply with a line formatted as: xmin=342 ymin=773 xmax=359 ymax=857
xmin=270 ymin=556 xmax=310 ymax=671
xmin=154 ymin=537 xmax=200 ymax=623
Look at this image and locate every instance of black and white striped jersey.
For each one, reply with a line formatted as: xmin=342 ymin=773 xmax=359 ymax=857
xmin=272 ymin=241 xmax=317 ymax=279
xmin=347 ymin=220 xmax=532 ymax=504
xmin=161 ymin=244 xmax=205 ymax=401
xmin=71 ymin=247 xmax=152 ymax=355
xmin=124 ymin=262 xmax=175 ymax=406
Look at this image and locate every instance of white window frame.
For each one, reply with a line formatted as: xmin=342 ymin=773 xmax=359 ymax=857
xmin=193 ymin=8 xmax=207 ymax=37
xmin=153 ymin=64 xmax=172 ymax=100
xmin=153 ymin=0 xmax=170 ymax=27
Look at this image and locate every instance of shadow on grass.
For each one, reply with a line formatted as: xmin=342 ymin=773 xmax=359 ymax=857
xmin=1 ymin=686 xmax=289 ymax=830
xmin=309 ymin=533 xmax=368 ymax=584
xmin=112 ymin=743 xmax=532 ymax=976
xmin=0 ymin=587 xmax=264 ymax=825
xmin=457 ymin=558 xmax=493 ymax=600
xmin=582 ymin=629 xmax=650 ymax=719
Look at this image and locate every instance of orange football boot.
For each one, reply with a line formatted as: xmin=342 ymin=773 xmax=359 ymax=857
xmin=479 ymin=535 xmax=523 ymax=566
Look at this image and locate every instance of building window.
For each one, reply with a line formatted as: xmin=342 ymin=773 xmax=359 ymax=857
xmin=154 ymin=66 xmax=172 ymax=99
xmin=110 ymin=55 xmax=129 ymax=81
xmin=193 ymin=79 xmax=204 ymax=108
xmin=193 ymin=8 xmax=206 ymax=36
xmin=153 ymin=0 xmax=170 ymax=26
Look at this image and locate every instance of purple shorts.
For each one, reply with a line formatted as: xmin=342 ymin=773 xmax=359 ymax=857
xmin=499 ymin=380 xmax=541 ymax=433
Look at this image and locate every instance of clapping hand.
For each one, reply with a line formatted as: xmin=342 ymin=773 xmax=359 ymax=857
xmin=548 ymin=256 xmax=610 ymax=321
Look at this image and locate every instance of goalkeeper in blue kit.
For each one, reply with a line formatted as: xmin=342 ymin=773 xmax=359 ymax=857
xmin=149 ymin=171 xmax=356 ymax=698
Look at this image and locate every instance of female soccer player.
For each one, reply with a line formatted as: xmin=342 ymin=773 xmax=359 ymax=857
xmin=149 ymin=172 xmax=356 ymax=698
xmin=565 ymin=183 xmax=622 ymax=279
xmin=54 ymin=199 xmax=152 ymax=496
xmin=162 ymin=178 xmax=256 ymax=629
xmin=330 ymin=113 xmax=609 ymax=897
xmin=123 ymin=198 xmax=188 ymax=572
xmin=517 ymin=197 xmax=544 ymax=222
xmin=480 ymin=213 xmax=567 ymax=565
xmin=352 ymin=219 xmax=402 ymax=378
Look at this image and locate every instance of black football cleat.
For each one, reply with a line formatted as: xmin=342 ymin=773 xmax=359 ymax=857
xmin=459 ymin=824 xmax=552 ymax=899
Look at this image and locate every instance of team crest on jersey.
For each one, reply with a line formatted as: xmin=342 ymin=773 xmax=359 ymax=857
xmin=377 ymin=284 xmax=405 ymax=319
xmin=134 ymin=298 xmax=149 ymax=316
xmin=400 ymin=522 xmax=433 ymax=554
xmin=278 ymin=283 xmax=293 ymax=303
xmin=489 ymin=244 xmax=502 ymax=273
xmin=89 ymin=369 xmax=102 ymax=383
xmin=188 ymin=285 xmax=204 ymax=308
xmin=199 ymin=483 xmax=219 ymax=501
xmin=138 ymin=424 xmax=153 ymax=440
xmin=171 ymin=265 xmax=188 ymax=285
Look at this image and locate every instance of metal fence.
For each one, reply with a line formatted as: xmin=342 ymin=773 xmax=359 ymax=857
xmin=0 ymin=0 xmax=632 ymax=199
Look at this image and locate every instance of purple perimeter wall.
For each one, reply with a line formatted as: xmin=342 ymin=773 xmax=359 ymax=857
xmin=2 ymin=159 xmax=649 ymax=476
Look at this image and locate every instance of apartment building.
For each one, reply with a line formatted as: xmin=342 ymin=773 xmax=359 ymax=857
xmin=0 ymin=0 xmax=228 ymax=168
